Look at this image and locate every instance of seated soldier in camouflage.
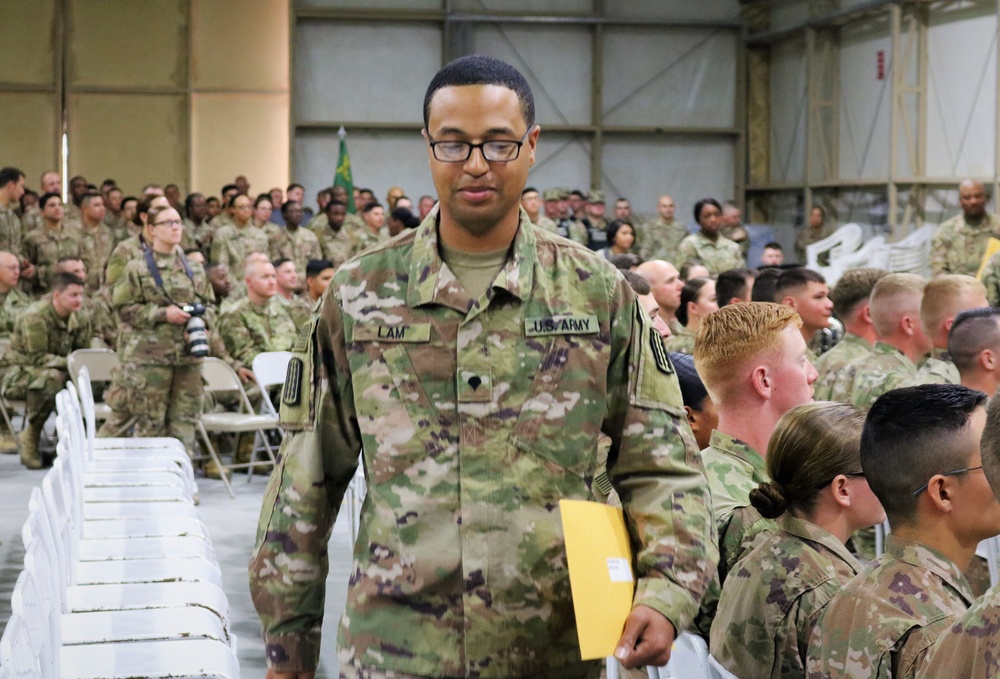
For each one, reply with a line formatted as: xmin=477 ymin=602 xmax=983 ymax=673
xmin=918 ymin=390 xmax=1000 ymax=678
xmin=807 ymin=384 xmax=1000 ymax=679
xmin=272 ymin=257 xmax=311 ymax=331
xmin=268 ymin=201 xmax=321 ymax=276
xmin=0 ymin=272 xmax=90 ymax=468
xmin=712 ymin=402 xmax=884 ymax=678
xmin=693 ymin=302 xmax=819 ymax=637
xmin=21 ymin=193 xmax=81 ymax=296
xmin=303 ymin=258 xmax=334 ymax=305
xmin=663 ymin=277 xmax=717 ymax=355
xmin=0 ymin=251 xmax=29 ymax=452
xmin=819 ymin=273 xmax=932 ymax=409
xmin=218 ymin=258 xmax=296 ymax=469
xmin=677 ymin=198 xmax=745 ymax=276
xmin=774 ymin=267 xmax=833 ymax=362
xmin=812 ymin=268 xmax=888 ymax=400
xmin=916 ymin=274 xmax=987 ymax=384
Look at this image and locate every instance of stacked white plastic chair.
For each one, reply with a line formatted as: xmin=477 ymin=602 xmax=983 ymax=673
xmin=0 ymin=368 xmax=240 ymax=678
xmin=606 ymin=632 xmax=713 ymax=679
xmin=805 ymin=223 xmax=864 ymax=286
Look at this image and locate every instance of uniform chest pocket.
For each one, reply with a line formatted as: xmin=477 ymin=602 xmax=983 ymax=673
xmin=356 ymin=343 xmax=448 ymax=485
xmin=511 ymin=335 xmax=604 ymax=479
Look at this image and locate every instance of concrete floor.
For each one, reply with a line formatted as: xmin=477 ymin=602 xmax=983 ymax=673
xmin=0 ymin=449 xmax=354 ymax=678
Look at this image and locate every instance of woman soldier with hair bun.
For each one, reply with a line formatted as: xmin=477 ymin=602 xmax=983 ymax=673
xmin=710 ymin=401 xmax=886 ymax=679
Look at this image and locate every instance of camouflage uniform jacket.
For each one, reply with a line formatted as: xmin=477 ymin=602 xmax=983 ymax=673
xmin=249 ymin=213 xmax=717 ymax=676
xmin=310 ymin=222 xmax=355 ymax=269
xmin=211 ymin=222 xmax=269 ymax=280
xmin=343 ymin=220 xmax=386 ymax=259
xmin=113 ymin=250 xmax=212 ymax=366
xmin=812 ymin=333 xmax=872 ymax=401
xmin=0 ymin=202 xmax=22 ymax=257
xmin=78 ymin=222 xmax=116 ymax=292
xmin=712 ymin=514 xmax=862 ymax=679
xmin=795 ymin=226 xmax=830 ymax=265
xmin=218 ymin=295 xmax=296 ymax=369
xmin=0 ymin=298 xmax=91 ymax=378
xmin=916 ymin=581 xmax=1000 ymax=678
xmin=268 ymin=225 xmax=322 ymax=275
xmin=820 ymin=342 xmax=917 ymax=408
xmin=696 ymin=431 xmax=777 ymax=637
xmin=534 ymin=214 xmax=557 ymax=233
xmin=638 ymin=219 xmax=690 ymax=262
xmin=104 ymin=234 xmax=146 ymax=289
xmin=20 ymin=206 xmax=41 ymax=239
xmin=183 ymin=218 xmax=214 ymax=259
xmin=21 ymin=224 xmax=81 ymax=295
xmin=930 ymin=212 xmax=1000 ymax=277
xmin=806 ymin=536 xmax=974 ymax=679
xmin=915 ymin=350 xmax=960 ymax=385
xmin=984 ymin=250 xmax=1000 ymax=306
xmin=677 ymin=231 xmax=745 ymax=275
xmin=0 ymin=286 xmax=30 ymax=337
xmin=275 ymin=292 xmax=312 ymax=332
xmin=662 ymin=323 xmax=695 ymax=355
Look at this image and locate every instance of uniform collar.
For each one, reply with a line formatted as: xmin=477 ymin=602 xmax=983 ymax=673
xmin=873 ymin=341 xmax=915 ymax=368
xmin=780 ymin=514 xmax=862 ymax=573
xmin=884 ymin=535 xmax=975 ymax=605
xmin=708 ymin=429 xmax=768 ymax=480
xmin=406 ymin=207 xmax=536 ymax=313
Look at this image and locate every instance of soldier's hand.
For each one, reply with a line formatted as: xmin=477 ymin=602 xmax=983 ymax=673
xmin=614 ymin=604 xmax=677 ymax=670
xmin=165 ymin=304 xmax=192 ymax=325
xmin=266 ymin=671 xmax=315 ymax=679
xmin=20 ymin=260 xmax=35 ymax=279
xmin=237 ymin=366 xmax=256 ymax=383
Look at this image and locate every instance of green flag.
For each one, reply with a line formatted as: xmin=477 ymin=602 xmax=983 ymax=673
xmin=335 ymin=126 xmax=356 ymax=213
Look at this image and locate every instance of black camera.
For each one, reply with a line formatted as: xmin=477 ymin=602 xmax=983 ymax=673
xmin=181 ymin=303 xmax=210 ymax=357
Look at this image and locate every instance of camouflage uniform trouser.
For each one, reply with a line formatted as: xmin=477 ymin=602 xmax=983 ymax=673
xmin=340 ymin=664 xmax=599 ymax=679
xmin=2 ymin=367 xmax=66 ymax=426
xmin=102 ymin=362 xmax=204 ymax=455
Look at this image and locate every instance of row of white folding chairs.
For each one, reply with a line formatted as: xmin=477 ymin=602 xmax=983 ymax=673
xmin=0 ymin=375 xmax=240 ymax=678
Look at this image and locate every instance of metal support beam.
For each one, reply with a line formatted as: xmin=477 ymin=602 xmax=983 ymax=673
xmin=590 ymin=0 xmax=604 ymax=191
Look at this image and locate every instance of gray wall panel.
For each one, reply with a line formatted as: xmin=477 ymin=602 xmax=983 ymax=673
xmin=602 ymin=27 xmax=737 ymax=128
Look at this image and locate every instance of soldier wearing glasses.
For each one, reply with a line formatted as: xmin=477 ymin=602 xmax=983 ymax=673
xmin=250 ymin=55 xmax=716 ymax=679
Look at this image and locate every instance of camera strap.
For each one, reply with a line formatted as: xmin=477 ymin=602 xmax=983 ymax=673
xmin=143 ymin=246 xmax=199 ymax=304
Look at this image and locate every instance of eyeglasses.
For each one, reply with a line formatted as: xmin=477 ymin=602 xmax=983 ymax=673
xmin=912 ymin=465 xmax=984 ymax=497
xmin=152 ymin=219 xmax=183 ymax=227
xmin=428 ymin=127 xmax=532 ymax=163
xmin=815 ymin=471 xmax=865 ymax=489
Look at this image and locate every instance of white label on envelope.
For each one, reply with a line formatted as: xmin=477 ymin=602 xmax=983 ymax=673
xmin=606 ymin=557 xmax=633 ymax=583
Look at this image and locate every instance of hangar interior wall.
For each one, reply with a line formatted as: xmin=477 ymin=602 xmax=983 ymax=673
xmin=292 ymin=0 xmax=743 ymax=224
xmin=748 ymin=0 xmax=1000 ymax=240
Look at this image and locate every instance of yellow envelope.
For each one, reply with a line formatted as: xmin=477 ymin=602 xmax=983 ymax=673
xmin=560 ymin=499 xmax=635 ymax=660
xmin=976 ymin=237 xmax=1000 ymax=281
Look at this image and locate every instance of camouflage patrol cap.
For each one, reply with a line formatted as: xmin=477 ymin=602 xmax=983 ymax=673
xmin=543 ymin=188 xmax=568 ymax=201
xmin=587 ymin=190 xmax=605 ymax=204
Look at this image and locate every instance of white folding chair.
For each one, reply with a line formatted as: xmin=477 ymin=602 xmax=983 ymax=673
xmin=251 ymin=350 xmax=294 ymax=417
xmin=0 ymin=611 xmax=43 ymax=679
xmin=67 ymin=348 xmax=117 ymax=423
xmin=197 ymin=357 xmax=280 ymax=497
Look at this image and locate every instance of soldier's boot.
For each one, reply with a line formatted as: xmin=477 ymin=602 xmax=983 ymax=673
xmin=0 ymin=430 xmax=19 ymax=454
xmin=235 ymin=433 xmax=268 ymax=474
xmin=202 ymin=457 xmax=230 ymax=481
xmin=18 ymin=422 xmax=43 ymax=470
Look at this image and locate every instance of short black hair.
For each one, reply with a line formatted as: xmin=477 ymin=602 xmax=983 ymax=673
xmin=325 ymin=199 xmax=347 ymax=213
xmin=390 ymin=208 xmax=420 ymax=229
xmin=570 ymin=190 xmax=586 ymax=199
xmin=863 ymin=384 xmax=987 ymax=526
xmin=272 ymin=257 xmax=292 ymax=269
xmin=609 ymin=253 xmax=643 ymax=271
xmin=716 ymin=268 xmax=757 ymax=307
xmin=949 ymin=307 xmax=1000 ymax=374
xmin=774 ymin=267 xmax=825 ymax=301
xmin=306 ymin=259 xmax=334 ymax=278
xmin=751 ymin=267 xmax=781 ymax=303
xmin=39 ymin=192 xmax=61 ymax=210
xmin=228 ymin=193 xmax=250 ymax=208
xmin=763 ymin=241 xmax=783 ymax=251
xmin=0 ymin=167 xmax=25 ymax=187
xmin=56 ymin=255 xmax=83 ymax=265
xmin=671 ymin=352 xmax=709 ymax=411
xmin=281 ymin=200 xmax=301 ymax=215
xmin=51 ymin=271 xmax=84 ymax=291
xmin=423 ymin=55 xmax=535 ymax=130
xmin=693 ymin=197 xmax=722 ymax=223
xmin=361 ymin=201 xmax=383 ymax=214
xmin=287 ymin=182 xmax=304 ymax=193
xmin=185 ymin=193 xmax=205 ymax=211
xmin=220 ymin=183 xmax=238 ymax=196
xmin=521 ymin=187 xmax=539 ymax=196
